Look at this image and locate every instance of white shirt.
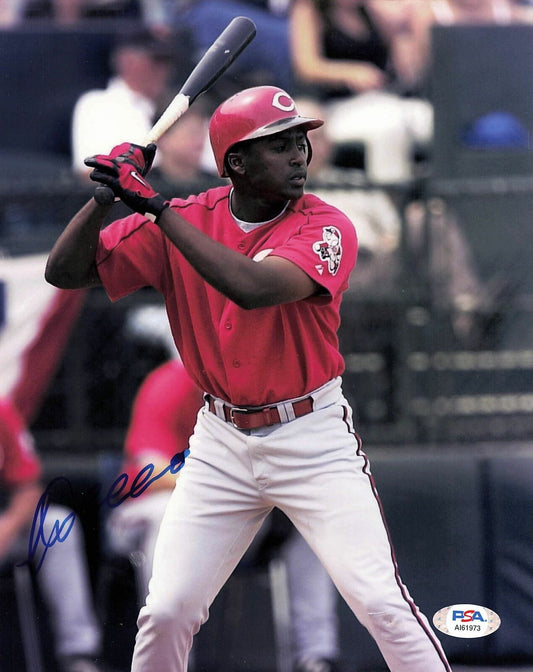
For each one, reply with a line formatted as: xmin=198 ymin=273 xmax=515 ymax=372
xmin=71 ymin=77 xmax=157 ymax=173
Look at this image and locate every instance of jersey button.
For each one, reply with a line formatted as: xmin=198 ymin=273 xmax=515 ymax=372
xmin=237 ymin=242 xmax=246 ymax=250
xmin=224 ymin=321 xmax=232 ymax=330
xmin=232 ymin=359 xmax=241 ymax=368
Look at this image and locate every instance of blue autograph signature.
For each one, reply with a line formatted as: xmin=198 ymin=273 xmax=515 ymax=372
xmin=20 ymin=476 xmax=76 ymax=573
xmin=19 ymin=449 xmax=189 ymax=572
xmin=101 ymin=449 xmax=189 ymax=508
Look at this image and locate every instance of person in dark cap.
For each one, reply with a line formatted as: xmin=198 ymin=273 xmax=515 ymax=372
xmin=71 ymin=28 xmax=176 ymax=181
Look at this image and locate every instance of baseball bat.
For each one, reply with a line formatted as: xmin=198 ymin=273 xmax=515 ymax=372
xmin=94 ymin=15 xmax=257 ymax=205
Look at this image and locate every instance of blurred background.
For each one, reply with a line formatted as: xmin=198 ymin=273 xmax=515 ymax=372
xmin=1 ymin=1 xmax=533 ymax=671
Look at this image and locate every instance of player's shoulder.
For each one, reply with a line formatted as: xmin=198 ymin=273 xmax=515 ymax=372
xmin=298 ymin=192 xmax=351 ymax=218
xmin=294 ymin=192 xmax=357 ymax=237
xmin=168 ymin=184 xmax=231 ymax=212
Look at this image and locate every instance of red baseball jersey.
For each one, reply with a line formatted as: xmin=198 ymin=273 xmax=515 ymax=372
xmin=96 ymin=186 xmax=357 ymax=406
xmin=0 ymin=398 xmax=41 ymax=487
xmin=122 ymin=359 xmax=203 ymax=482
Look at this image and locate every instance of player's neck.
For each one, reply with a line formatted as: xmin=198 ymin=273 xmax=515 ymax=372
xmin=230 ymin=189 xmax=290 ymax=225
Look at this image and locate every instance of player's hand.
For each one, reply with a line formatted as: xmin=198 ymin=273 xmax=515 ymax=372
xmin=85 ymin=142 xmax=169 ymax=218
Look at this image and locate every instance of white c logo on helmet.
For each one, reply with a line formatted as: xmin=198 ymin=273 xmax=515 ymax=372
xmin=272 ymin=91 xmax=295 ymax=113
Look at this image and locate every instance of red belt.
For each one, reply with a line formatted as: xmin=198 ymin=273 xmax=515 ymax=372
xmin=206 ymin=395 xmax=314 ymax=430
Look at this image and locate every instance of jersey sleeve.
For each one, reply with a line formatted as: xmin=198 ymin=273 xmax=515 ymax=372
xmin=96 ymin=215 xmax=169 ymax=302
xmin=270 ymin=204 xmax=357 ymax=299
xmin=0 ymin=399 xmax=41 ymax=487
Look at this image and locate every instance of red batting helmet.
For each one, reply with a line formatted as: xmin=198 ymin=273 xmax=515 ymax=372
xmin=209 ymin=86 xmax=324 ymax=177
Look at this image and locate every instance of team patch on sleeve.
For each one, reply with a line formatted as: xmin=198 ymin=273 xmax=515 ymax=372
xmin=312 ymin=226 xmax=343 ymax=276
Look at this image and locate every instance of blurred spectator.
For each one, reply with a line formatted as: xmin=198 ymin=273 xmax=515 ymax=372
xmin=289 ymin=0 xmax=433 ymax=184
xmin=403 ymin=196 xmax=494 ymax=347
xmin=133 ymin=0 xmax=181 ymax=35
xmin=296 ymin=96 xmax=492 ymax=347
xmin=169 ymin=0 xmax=294 ymax=94
xmin=148 ymin=102 xmax=227 ymax=197
xmin=71 ymin=28 xmax=177 ymax=180
xmin=0 ymin=0 xmax=32 ymax=24
xmin=0 ymin=397 xmax=103 ymax=672
xmin=106 ymin=355 xmax=344 ymax=672
xmin=0 ymin=0 xmax=142 ymax=24
xmin=399 ymin=0 xmax=530 ymax=96
xmin=296 ymin=96 xmax=402 ymax=289
xmin=515 ymin=0 xmax=533 ymax=20
xmin=391 ymin=0 xmax=533 ymax=348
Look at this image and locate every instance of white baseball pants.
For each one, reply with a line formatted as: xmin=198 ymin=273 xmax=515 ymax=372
xmin=109 ymin=490 xmax=340 ymax=663
xmin=131 ymin=378 xmax=451 ymax=672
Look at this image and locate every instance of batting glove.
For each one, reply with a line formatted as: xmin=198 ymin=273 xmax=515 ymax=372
xmin=85 ymin=143 xmax=170 ymax=219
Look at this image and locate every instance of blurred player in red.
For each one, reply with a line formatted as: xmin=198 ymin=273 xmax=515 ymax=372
xmin=0 ymin=397 xmax=102 ymax=672
xmin=106 ymin=358 xmax=201 ymax=602
xmin=107 ymin=356 xmax=342 ymax=670
xmin=0 ymin=275 xmax=105 ymax=672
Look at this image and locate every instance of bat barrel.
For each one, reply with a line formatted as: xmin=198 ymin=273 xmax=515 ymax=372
xmin=179 ymin=16 xmax=256 ymax=103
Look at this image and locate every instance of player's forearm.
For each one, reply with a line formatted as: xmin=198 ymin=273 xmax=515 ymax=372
xmin=156 ymin=208 xmax=312 ymax=309
xmin=156 ymin=208 xmax=274 ymax=308
xmin=45 ymin=198 xmax=111 ymax=289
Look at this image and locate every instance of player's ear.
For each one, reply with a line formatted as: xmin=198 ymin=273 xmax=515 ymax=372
xmin=226 ymin=151 xmax=246 ymax=175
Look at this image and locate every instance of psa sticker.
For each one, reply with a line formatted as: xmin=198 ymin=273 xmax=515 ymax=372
xmin=433 ymin=604 xmax=501 ymax=638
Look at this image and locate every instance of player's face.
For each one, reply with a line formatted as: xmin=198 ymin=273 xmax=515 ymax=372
xmin=240 ymin=128 xmax=309 ymax=201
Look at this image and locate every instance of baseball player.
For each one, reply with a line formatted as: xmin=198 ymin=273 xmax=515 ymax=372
xmin=0 ymin=397 xmax=102 ymax=672
xmin=45 ymin=86 xmax=452 ymax=672
xmin=107 ymin=356 xmax=342 ymax=670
